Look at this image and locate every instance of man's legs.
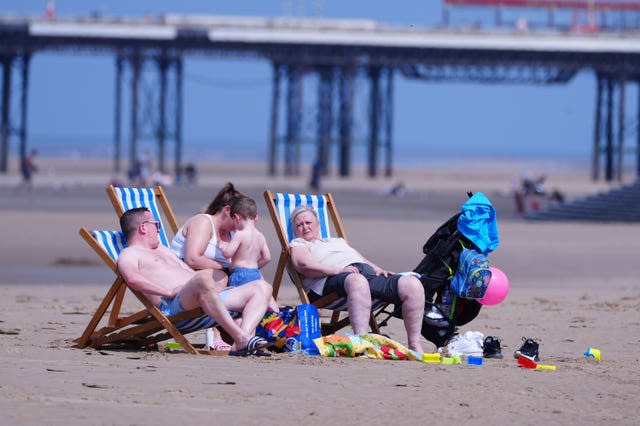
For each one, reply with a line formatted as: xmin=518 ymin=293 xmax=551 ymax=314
xmin=220 ymin=279 xmax=272 ymax=345
xmin=177 ymin=270 xmax=253 ymax=349
xmin=397 ymin=275 xmax=425 ymax=353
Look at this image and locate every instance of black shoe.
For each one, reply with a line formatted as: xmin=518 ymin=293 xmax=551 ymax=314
xmin=514 ymin=337 xmax=540 ymax=362
xmin=483 ymin=336 xmax=503 ymax=359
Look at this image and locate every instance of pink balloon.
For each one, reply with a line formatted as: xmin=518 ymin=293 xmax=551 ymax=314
xmin=478 ymin=267 xmax=509 ymax=306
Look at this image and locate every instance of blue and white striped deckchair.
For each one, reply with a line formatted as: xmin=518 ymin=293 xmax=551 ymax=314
xmin=107 ymin=185 xmax=180 ymax=247
xmin=76 ymin=227 xmax=236 ymax=355
xmin=263 ymin=190 xmax=385 ymax=335
xmin=107 ymin=185 xmax=220 ymax=346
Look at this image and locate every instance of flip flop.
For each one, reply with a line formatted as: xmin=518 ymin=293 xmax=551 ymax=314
xmin=229 ymin=336 xmax=273 ymax=357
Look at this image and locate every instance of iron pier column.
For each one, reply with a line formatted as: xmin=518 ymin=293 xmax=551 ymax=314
xmin=0 ymin=55 xmax=13 ymax=172
xmin=592 ymin=72 xmax=603 ymax=181
xmin=316 ymin=65 xmax=333 ymax=175
xmin=174 ymin=57 xmax=183 ymax=179
xmin=605 ymin=76 xmax=614 ymax=182
xmin=157 ymin=54 xmax=168 ymax=174
xmin=616 ymin=76 xmax=625 ymax=181
xmin=114 ymin=55 xmax=123 ymax=173
xmin=637 ymin=79 xmax=640 ymax=179
xmin=285 ymin=65 xmax=302 ymax=176
xmin=368 ymin=66 xmax=381 ymax=178
xmin=130 ymin=54 xmax=141 ymax=173
xmin=18 ymin=53 xmax=30 ymax=167
xmin=338 ymin=67 xmax=354 ymax=177
xmin=384 ymin=67 xmax=394 ymax=177
xmin=268 ymin=62 xmax=282 ymax=176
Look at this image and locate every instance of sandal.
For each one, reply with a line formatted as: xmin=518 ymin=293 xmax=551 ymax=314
xmin=210 ymin=340 xmax=232 ymax=352
xmin=229 ymin=336 xmax=273 ymax=357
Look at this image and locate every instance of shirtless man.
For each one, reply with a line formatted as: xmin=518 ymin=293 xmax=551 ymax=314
xmin=219 ymin=197 xmax=278 ymax=311
xmin=117 ymin=207 xmax=272 ymax=353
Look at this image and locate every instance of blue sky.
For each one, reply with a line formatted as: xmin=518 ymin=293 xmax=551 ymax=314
xmin=3 ymin=0 xmax=634 ymax=167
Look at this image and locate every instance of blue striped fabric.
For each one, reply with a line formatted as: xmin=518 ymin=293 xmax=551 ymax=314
xmin=91 ymin=230 xmax=127 ymax=261
xmin=273 ymin=193 xmax=384 ymax=312
xmin=113 ymin=187 xmax=169 ymax=247
xmin=273 ymin=193 xmax=332 ymax=242
xmin=90 ymin=229 xmax=232 ymax=333
xmin=175 ymin=310 xmax=240 ymax=333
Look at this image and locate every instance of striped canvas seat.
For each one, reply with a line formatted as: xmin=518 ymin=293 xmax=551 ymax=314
xmin=76 ymin=227 xmax=237 ymax=354
xmin=272 ymin=192 xmax=333 ymax=243
xmin=109 ymin=186 xmax=173 ymax=246
xmin=264 ymin=190 xmax=387 ymax=335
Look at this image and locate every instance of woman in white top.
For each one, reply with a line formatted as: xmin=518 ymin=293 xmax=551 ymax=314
xmin=170 ymin=182 xmax=247 ymax=351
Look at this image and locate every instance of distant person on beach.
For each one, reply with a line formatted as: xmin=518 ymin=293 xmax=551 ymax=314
xmin=118 ymin=207 xmax=272 ymax=354
xmin=137 ymin=149 xmax=152 ymax=186
xmin=184 ymin=163 xmax=197 ymax=186
xmin=514 ymin=172 xmax=564 ymax=214
xmin=171 ymin=182 xmax=276 ymax=351
xmin=309 ymin=161 xmax=322 ymax=193
xmin=127 ymin=160 xmax=141 ymax=185
xmin=289 ymin=205 xmax=425 ymax=353
xmin=388 ymin=181 xmax=407 ymax=197
xmin=16 ymin=149 xmax=38 ymax=192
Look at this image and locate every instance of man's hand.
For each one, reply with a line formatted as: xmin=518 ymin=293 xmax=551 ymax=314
xmin=342 ymin=265 xmax=360 ymax=274
xmin=373 ymin=266 xmax=393 ymax=277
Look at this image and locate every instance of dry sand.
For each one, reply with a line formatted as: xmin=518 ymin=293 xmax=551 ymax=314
xmin=0 ymin=157 xmax=638 ymax=425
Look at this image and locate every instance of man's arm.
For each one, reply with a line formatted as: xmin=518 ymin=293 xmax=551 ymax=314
xmin=290 ymin=245 xmax=345 ymax=278
xmin=117 ymin=249 xmax=178 ymax=298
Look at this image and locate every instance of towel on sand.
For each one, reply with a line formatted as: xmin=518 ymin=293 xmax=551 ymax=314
xmin=313 ymin=334 xmax=420 ymax=361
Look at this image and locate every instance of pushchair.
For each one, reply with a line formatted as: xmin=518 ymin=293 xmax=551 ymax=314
xmin=377 ymin=192 xmax=497 ymax=348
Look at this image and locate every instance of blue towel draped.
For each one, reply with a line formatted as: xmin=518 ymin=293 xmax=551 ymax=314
xmin=457 ymin=192 xmax=499 ymax=254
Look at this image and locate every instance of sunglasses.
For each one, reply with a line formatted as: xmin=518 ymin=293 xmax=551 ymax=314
xmin=142 ymin=220 xmax=161 ymax=231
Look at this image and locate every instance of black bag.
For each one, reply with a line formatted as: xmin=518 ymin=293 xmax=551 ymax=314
xmin=413 ymin=198 xmax=483 ymax=348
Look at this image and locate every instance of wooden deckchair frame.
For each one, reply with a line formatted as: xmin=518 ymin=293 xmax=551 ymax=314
xmin=263 ymin=190 xmax=382 ymax=335
xmin=75 ymin=228 xmax=211 ymax=355
xmin=98 ymin=185 xmax=183 ymax=338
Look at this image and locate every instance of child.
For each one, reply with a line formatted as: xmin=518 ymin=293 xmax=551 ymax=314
xmin=219 ymin=197 xmax=278 ymax=310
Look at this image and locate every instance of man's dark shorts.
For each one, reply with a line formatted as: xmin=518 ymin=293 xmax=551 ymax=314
xmin=308 ymin=262 xmax=402 ymax=305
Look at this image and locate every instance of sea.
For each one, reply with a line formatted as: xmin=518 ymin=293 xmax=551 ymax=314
xmin=24 ymin=134 xmax=604 ymax=173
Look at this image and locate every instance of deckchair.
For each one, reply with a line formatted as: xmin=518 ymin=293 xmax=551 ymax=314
xmin=263 ymin=190 xmax=386 ymax=335
xmin=75 ymin=227 xmax=236 ymax=355
xmin=105 ymin=184 xmax=217 ymax=347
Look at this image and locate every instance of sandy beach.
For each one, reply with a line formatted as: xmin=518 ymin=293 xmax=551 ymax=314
xmin=0 ymin=157 xmax=638 ymax=425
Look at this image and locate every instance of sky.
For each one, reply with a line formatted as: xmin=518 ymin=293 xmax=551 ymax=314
xmin=2 ymin=0 xmax=638 ymax=170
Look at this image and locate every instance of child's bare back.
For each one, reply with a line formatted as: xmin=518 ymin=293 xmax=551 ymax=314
xmin=226 ymin=221 xmax=269 ymax=269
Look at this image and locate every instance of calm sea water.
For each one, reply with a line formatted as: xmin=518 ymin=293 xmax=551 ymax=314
xmin=30 ymin=136 xmax=595 ymax=169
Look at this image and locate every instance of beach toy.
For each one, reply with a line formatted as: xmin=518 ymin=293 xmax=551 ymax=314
xmin=441 ymin=355 xmax=462 ymax=365
xmin=583 ymin=347 xmax=601 ymax=360
xmin=535 ymin=364 xmax=557 ymax=371
xmin=164 ymin=342 xmax=183 ymax=351
xmin=422 ymin=352 xmax=441 ymax=363
xmin=478 ymin=267 xmax=509 ymax=306
xmin=467 ymin=356 xmax=483 ymax=366
xmin=517 ymin=356 xmax=537 ymax=369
